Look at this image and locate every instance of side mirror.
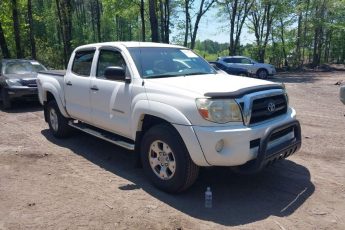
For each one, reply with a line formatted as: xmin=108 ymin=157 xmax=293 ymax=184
xmin=104 ymin=66 xmax=127 ymax=82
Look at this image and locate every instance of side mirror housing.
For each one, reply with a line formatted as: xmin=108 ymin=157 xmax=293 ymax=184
xmin=104 ymin=66 xmax=128 ymax=82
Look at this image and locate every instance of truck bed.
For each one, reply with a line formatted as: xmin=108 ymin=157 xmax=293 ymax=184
xmin=38 ymin=70 xmax=66 ymax=77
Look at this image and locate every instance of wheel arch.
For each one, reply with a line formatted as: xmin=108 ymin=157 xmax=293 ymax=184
xmin=132 ymin=101 xmax=195 ymax=167
xmin=256 ymin=68 xmax=268 ymax=76
xmin=41 ymin=83 xmax=69 ymax=120
xmin=131 ymin=100 xmax=192 ymax=140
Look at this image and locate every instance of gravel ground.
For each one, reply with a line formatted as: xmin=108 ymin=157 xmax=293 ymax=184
xmin=0 ymin=71 xmax=344 ymax=230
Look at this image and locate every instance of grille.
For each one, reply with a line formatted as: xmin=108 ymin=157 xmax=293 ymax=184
xmin=20 ymin=79 xmax=37 ymax=87
xmin=250 ymin=94 xmax=287 ymax=124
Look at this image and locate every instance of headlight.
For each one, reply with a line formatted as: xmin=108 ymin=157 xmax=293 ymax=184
xmin=196 ymin=98 xmax=243 ymax=123
xmin=6 ymin=79 xmax=22 ymax=87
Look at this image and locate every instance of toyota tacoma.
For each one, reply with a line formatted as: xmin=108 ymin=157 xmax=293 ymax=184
xmin=37 ymin=42 xmax=301 ymax=193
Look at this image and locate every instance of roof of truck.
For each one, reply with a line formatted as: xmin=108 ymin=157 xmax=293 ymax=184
xmin=76 ymin=41 xmax=186 ymax=50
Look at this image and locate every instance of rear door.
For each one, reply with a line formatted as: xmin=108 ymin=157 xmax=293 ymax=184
xmin=237 ymin=58 xmax=255 ymax=72
xmin=90 ymin=47 xmax=133 ymax=138
xmin=65 ymin=49 xmax=95 ymax=123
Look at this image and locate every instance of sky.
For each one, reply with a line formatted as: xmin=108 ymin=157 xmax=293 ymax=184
xmin=173 ymin=3 xmax=256 ymax=45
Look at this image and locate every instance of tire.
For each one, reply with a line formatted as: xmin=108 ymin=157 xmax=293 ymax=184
xmin=46 ymin=100 xmax=72 ymax=138
xmin=1 ymin=88 xmax=11 ymax=109
xmin=257 ymin=69 xmax=268 ymax=79
xmin=141 ymin=124 xmax=199 ymax=193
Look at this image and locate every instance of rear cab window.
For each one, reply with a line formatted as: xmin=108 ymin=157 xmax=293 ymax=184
xmin=72 ymin=49 xmax=95 ymax=76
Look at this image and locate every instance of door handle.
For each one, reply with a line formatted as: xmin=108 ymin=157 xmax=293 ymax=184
xmin=90 ymin=85 xmax=99 ymax=91
xmin=66 ymin=81 xmax=72 ymax=86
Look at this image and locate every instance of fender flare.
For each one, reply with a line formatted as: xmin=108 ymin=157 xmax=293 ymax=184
xmin=41 ymin=82 xmax=69 ymax=118
xmin=131 ymin=100 xmax=208 ymax=166
xmin=131 ymin=100 xmax=192 ymax=139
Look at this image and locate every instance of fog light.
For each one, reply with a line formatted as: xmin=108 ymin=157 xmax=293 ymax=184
xmin=215 ymin=139 xmax=224 ymax=152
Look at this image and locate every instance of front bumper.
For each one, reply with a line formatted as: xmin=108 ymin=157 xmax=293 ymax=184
xmin=191 ymin=108 xmax=301 ymax=170
xmin=269 ymin=68 xmax=276 ymax=76
xmin=6 ymin=86 xmax=38 ymax=99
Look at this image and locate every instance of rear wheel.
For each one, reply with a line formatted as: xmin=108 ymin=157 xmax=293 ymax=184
xmin=141 ymin=124 xmax=199 ymax=193
xmin=1 ymin=88 xmax=11 ymax=109
xmin=46 ymin=100 xmax=72 ymax=138
xmin=257 ymin=69 xmax=268 ymax=79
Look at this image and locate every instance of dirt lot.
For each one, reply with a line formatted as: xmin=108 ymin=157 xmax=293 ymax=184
xmin=0 ymin=71 xmax=345 ymax=230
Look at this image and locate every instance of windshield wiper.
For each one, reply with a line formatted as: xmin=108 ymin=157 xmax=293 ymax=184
xmin=183 ymin=72 xmax=210 ymax=76
xmin=145 ymin=74 xmax=180 ymax=79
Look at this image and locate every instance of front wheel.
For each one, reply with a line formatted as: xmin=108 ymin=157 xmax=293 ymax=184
xmin=257 ymin=69 xmax=268 ymax=79
xmin=46 ymin=100 xmax=72 ymax=138
xmin=141 ymin=124 xmax=199 ymax=193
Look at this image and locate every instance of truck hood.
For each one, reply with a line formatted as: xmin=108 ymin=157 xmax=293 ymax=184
xmin=145 ymin=74 xmax=282 ymax=98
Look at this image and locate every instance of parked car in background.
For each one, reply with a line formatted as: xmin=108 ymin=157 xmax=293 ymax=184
xmin=216 ymin=56 xmax=276 ymax=79
xmin=209 ymin=61 xmax=248 ymax=76
xmin=340 ymin=85 xmax=345 ymax=105
xmin=0 ymin=59 xmax=47 ymax=109
xmin=208 ymin=62 xmax=229 ymax=75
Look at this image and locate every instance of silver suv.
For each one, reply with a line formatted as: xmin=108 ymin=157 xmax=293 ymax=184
xmin=217 ymin=56 xmax=276 ymax=79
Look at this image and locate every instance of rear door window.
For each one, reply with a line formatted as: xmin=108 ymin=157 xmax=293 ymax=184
xmin=72 ymin=50 xmax=95 ymax=76
xmin=240 ymin=58 xmax=252 ymax=64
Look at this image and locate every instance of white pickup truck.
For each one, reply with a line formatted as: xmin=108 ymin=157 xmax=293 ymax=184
xmin=37 ymin=42 xmax=301 ymax=193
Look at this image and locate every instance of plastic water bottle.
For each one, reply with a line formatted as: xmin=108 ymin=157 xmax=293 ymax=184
xmin=205 ymin=187 xmax=212 ymax=208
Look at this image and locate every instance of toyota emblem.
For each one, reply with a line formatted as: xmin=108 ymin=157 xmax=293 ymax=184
xmin=267 ymin=102 xmax=276 ymax=112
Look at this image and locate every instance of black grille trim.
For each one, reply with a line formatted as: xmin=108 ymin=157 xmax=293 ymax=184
xmin=250 ymin=94 xmax=287 ymax=124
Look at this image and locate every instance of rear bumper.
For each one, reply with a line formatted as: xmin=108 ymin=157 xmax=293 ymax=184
xmin=6 ymin=86 xmax=38 ymax=100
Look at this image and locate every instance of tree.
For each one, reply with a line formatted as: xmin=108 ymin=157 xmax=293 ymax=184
xmin=312 ymin=0 xmax=327 ymax=67
xmin=56 ymin=0 xmax=73 ymax=66
xmin=0 ymin=19 xmax=10 ymax=58
xmin=190 ymin=0 xmax=216 ymax=49
xmin=159 ymin=0 xmax=170 ymax=43
xmin=217 ymin=0 xmax=254 ymax=55
xmin=90 ymin=0 xmax=102 ymax=42
xmin=12 ymin=0 xmax=22 ymax=58
xmin=248 ymin=0 xmax=277 ymax=62
xmin=28 ymin=0 xmax=36 ymax=59
xmin=140 ymin=0 xmax=146 ymax=41
xmin=183 ymin=0 xmax=191 ymax=47
xmin=149 ymin=0 xmax=159 ymax=42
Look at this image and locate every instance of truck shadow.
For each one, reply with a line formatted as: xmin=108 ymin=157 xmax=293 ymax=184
xmin=41 ymin=129 xmax=315 ymax=227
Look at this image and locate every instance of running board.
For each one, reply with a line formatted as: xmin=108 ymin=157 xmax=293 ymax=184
xmin=68 ymin=121 xmax=135 ymax=151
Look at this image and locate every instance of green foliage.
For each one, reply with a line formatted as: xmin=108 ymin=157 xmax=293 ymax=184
xmin=0 ymin=0 xmax=344 ymax=68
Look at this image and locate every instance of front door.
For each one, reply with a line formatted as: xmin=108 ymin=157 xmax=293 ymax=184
xmin=90 ymin=48 xmax=132 ymax=139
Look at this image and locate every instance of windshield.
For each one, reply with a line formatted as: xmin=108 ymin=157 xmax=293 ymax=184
xmin=127 ymin=47 xmax=216 ymax=78
xmin=4 ymin=61 xmax=47 ymax=75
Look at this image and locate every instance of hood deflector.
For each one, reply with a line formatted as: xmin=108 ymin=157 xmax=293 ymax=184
xmin=204 ymin=84 xmax=283 ymax=99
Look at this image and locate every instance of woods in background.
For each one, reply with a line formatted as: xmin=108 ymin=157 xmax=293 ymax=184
xmin=0 ymin=0 xmax=344 ymax=69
